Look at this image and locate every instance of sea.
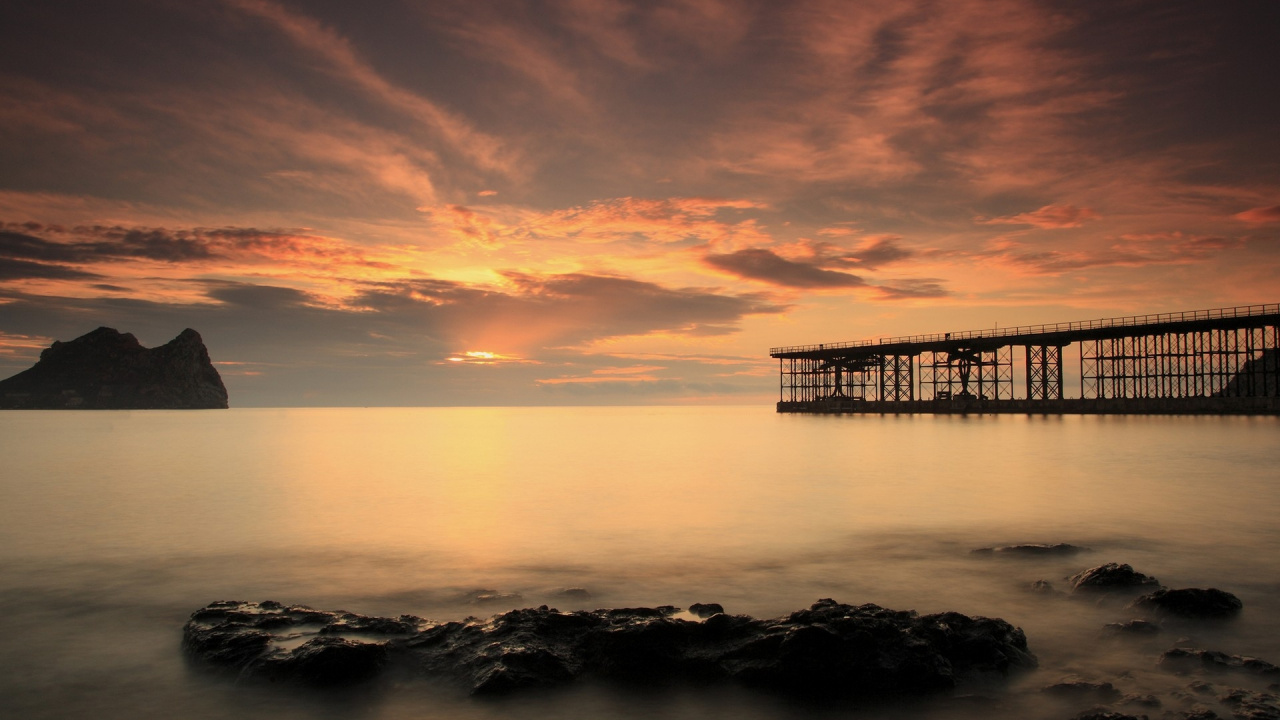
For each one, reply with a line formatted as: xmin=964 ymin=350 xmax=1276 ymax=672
xmin=1 ymin=406 xmax=1278 ymax=720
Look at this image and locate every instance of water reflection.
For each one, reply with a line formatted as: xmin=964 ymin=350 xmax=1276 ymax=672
xmin=0 ymin=408 xmax=1278 ymax=719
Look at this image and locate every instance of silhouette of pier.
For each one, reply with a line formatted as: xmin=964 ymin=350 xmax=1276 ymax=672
xmin=770 ymin=303 xmax=1280 ymax=414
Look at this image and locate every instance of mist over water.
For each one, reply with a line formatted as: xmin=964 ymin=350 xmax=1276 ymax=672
xmin=2 ymin=407 xmax=1278 ymax=719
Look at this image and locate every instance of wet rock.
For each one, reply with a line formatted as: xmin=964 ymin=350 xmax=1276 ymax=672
xmin=0 ymin=326 xmax=228 ymax=409
xmin=1120 ymin=693 xmax=1161 ymax=708
xmin=1042 ymin=680 xmax=1123 ymax=700
xmin=1160 ymin=649 xmax=1280 ymax=676
xmin=1068 ymin=563 xmax=1160 ymax=593
xmin=688 ymin=603 xmax=724 ymax=618
xmin=1220 ymin=689 xmax=1280 ymax=720
xmin=1129 ymin=588 xmax=1242 ymax=619
xmin=1103 ymin=620 xmax=1161 ymax=636
xmin=461 ymin=589 xmax=524 ymax=606
xmin=252 ymin=636 xmax=388 ymax=685
xmin=554 ymin=588 xmax=592 ymax=601
xmin=1178 ymin=711 xmax=1221 ymax=720
xmin=1030 ymin=580 xmax=1058 ymax=594
xmin=973 ymin=543 xmax=1089 ymax=556
xmin=184 ymin=598 xmax=1038 ymax=696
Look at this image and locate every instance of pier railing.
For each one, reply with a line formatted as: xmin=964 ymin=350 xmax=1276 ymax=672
xmin=769 ymin=303 xmax=1280 ymax=355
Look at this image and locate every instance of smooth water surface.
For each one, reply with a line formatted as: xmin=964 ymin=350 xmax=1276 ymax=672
xmin=1 ymin=407 xmax=1278 ymax=719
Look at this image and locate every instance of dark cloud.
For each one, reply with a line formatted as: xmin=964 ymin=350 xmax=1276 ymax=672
xmin=0 ymin=223 xmax=388 ymax=269
xmin=876 ymin=279 xmax=949 ymax=299
xmin=0 ymin=257 xmax=104 ymax=281
xmin=0 ymin=227 xmax=214 ymax=264
xmin=824 ymin=237 xmax=914 ymax=270
xmin=504 ymin=272 xmax=784 ymax=335
xmin=703 ymin=249 xmax=866 ymax=288
xmin=203 ymin=282 xmax=313 ymax=309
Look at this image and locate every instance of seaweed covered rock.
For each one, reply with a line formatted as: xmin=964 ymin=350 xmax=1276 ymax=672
xmin=1130 ymin=589 xmax=1243 ymax=619
xmin=0 ymin=327 xmax=227 ymax=409
xmin=183 ymin=598 xmax=1038 ymax=696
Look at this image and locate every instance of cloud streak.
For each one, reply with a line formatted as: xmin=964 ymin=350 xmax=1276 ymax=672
xmin=980 ymin=204 xmax=1101 ymax=229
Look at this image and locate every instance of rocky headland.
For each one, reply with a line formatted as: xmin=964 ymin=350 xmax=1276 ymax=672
xmin=0 ymin=326 xmax=227 ymax=409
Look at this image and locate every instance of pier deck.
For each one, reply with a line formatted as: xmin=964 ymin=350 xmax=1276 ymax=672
xmin=769 ymin=304 xmax=1280 ymax=414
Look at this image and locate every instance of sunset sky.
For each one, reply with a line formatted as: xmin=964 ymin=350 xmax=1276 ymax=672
xmin=1 ymin=0 xmax=1277 ymax=406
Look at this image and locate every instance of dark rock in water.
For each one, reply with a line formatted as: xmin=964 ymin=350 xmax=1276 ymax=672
xmin=554 ymin=588 xmax=592 ymax=601
xmin=184 ymin=598 xmax=1037 ymax=696
xmin=972 ymin=543 xmax=1089 ymax=556
xmin=1219 ymin=689 xmax=1280 ymax=720
xmin=468 ymin=592 xmax=523 ymax=606
xmin=1160 ymin=648 xmax=1280 ymax=676
xmin=0 ymin=327 xmax=227 ymax=409
xmin=1029 ymin=580 xmax=1058 ymax=594
xmin=1180 ymin=710 xmax=1221 ymax=720
xmin=253 ymin=636 xmax=388 ymax=685
xmin=688 ymin=602 xmax=724 ymax=618
xmin=1103 ymin=620 xmax=1162 ymax=635
xmin=1120 ymin=693 xmax=1162 ymax=707
xmin=1070 ymin=711 xmax=1148 ymax=720
xmin=1129 ymin=588 xmax=1242 ymax=619
xmin=1041 ymin=680 xmax=1123 ymax=700
xmin=1068 ymin=563 xmax=1160 ymax=593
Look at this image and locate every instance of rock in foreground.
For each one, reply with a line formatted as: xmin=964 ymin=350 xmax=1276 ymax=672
xmin=972 ymin=543 xmax=1089 ymax=557
xmin=1069 ymin=563 xmax=1160 ymax=594
xmin=0 ymin=327 xmax=227 ymax=409
xmin=1129 ymin=588 xmax=1243 ymax=619
xmin=184 ymin=599 xmax=1037 ymax=696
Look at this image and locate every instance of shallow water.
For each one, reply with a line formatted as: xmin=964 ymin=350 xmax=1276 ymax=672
xmin=1 ymin=407 xmax=1278 ymax=719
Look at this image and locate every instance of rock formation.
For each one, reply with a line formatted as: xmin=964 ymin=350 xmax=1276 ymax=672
xmin=0 ymin=327 xmax=227 ymax=409
xmin=1068 ymin=563 xmax=1160 ymax=594
xmin=972 ymin=543 xmax=1090 ymax=556
xmin=1131 ymin=588 xmax=1243 ymax=619
xmin=183 ymin=598 xmax=1037 ymax=695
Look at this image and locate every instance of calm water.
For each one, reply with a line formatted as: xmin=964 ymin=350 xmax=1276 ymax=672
xmin=1 ymin=407 xmax=1278 ymax=719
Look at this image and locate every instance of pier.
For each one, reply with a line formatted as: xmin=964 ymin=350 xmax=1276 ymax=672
xmin=770 ymin=303 xmax=1280 ymax=414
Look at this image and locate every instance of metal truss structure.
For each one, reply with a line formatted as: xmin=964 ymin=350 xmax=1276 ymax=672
xmin=771 ymin=304 xmax=1280 ymax=414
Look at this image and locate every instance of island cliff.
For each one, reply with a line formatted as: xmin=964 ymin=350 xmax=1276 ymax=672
xmin=0 ymin=327 xmax=228 ymax=409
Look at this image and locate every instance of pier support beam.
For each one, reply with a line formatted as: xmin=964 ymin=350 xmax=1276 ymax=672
xmin=1026 ymin=345 xmax=1064 ymax=400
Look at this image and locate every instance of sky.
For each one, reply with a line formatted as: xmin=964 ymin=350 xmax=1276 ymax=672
xmin=0 ymin=0 xmax=1277 ymax=406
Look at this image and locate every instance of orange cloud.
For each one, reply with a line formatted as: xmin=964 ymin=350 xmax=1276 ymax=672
xmin=0 ymin=331 xmax=52 ymax=361
xmin=226 ymin=0 xmax=513 ymax=174
xmin=425 ymin=196 xmax=770 ymax=249
xmin=1234 ymin=204 xmax=1280 ymax=224
xmin=980 ymin=204 xmax=1101 ymax=229
xmin=536 ymin=364 xmax=666 ymax=385
xmin=701 ymin=0 xmax=1121 ymax=192
xmin=993 ymin=232 xmax=1245 ymax=275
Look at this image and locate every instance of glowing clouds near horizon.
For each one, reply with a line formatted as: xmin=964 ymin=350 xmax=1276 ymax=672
xmin=0 ymin=1 xmax=1278 ymax=405
xmin=445 ymin=351 xmax=531 ymax=365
